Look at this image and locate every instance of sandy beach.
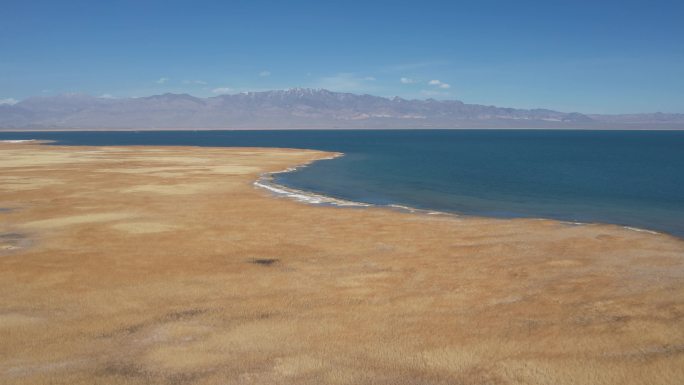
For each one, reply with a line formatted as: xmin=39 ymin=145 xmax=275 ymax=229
xmin=1 ymin=142 xmax=683 ymax=385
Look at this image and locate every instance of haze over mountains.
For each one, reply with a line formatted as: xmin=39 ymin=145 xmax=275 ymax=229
xmin=1 ymin=88 xmax=682 ymax=130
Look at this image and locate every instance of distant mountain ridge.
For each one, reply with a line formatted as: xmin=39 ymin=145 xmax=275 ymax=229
xmin=1 ymin=88 xmax=683 ymax=130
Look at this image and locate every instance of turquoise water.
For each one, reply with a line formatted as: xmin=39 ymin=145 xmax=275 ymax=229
xmin=1 ymin=130 xmax=683 ymax=237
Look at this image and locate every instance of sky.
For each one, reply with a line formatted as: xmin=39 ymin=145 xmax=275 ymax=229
xmin=1 ymin=0 xmax=683 ymax=114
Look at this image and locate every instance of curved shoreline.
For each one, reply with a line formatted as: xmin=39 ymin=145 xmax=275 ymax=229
xmin=253 ymin=153 xmax=459 ymax=218
xmin=253 ymin=153 xmax=371 ymax=208
xmin=2 ymin=138 xmax=669 ymax=237
xmin=255 ymin=152 xmax=667 ymax=237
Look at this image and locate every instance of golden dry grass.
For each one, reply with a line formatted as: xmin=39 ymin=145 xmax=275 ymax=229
xmin=1 ymin=142 xmax=683 ymax=385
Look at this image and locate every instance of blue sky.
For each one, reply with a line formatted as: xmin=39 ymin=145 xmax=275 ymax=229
xmin=1 ymin=0 xmax=683 ymax=113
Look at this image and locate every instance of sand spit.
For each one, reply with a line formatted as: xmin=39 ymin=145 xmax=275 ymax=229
xmin=1 ymin=141 xmax=683 ymax=385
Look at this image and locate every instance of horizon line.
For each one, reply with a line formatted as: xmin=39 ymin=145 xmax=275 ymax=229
xmin=4 ymin=88 xmax=683 ymax=116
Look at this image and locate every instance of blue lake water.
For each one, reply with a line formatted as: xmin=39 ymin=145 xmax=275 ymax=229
xmin=2 ymin=129 xmax=683 ymax=237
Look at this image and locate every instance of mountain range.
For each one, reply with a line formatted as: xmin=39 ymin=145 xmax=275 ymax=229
xmin=1 ymin=88 xmax=683 ymax=130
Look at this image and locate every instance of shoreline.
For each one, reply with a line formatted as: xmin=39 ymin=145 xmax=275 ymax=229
xmin=253 ymin=152 xmax=370 ymax=208
xmin=254 ymin=151 xmax=670 ymax=238
xmin=2 ymin=139 xmax=673 ymax=238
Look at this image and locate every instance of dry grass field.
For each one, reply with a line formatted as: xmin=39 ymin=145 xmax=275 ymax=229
xmin=1 ymin=142 xmax=683 ymax=385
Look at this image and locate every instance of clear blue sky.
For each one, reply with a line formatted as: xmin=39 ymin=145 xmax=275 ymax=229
xmin=1 ymin=0 xmax=683 ymax=113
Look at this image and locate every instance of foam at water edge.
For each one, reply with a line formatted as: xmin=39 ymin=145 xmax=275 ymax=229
xmin=387 ymin=204 xmax=455 ymax=216
xmin=254 ymin=178 xmax=371 ymax=207
xmin=560 ymin=220 xmax=661 ymax=235
xmin=0 ymin=139 xmax=35 ymax=143
xmin=624 ymin=226 xmax=659 ymax=235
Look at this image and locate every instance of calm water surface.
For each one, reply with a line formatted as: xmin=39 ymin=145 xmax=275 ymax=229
xmin=2 ymin=130 xmax=683 ymax=237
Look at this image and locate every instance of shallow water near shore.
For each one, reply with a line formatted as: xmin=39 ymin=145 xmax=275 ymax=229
xmin=1 ymin=129 xmax=683 ymax=237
